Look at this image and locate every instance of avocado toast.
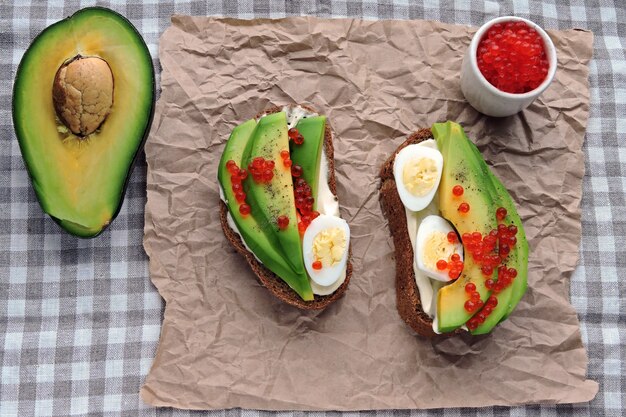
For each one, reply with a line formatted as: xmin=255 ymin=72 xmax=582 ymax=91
xmin=379 ymin=122 xmax=528 ymax=337
xmin=218 ymin=105 xmax=352 ymax=309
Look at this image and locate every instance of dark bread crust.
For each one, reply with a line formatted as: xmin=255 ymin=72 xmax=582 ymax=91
xmin=219 ymin=105 xmax=351 ymax=310
xmin=379 ymin=129 xmax=463 ymax=338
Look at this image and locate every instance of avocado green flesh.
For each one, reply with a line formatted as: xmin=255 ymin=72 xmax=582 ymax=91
xmin=478 ymin=155 xmax=528 ymax=320
xmin=218 ymin=120 xmax=313 ymax=301
xmin=289 ymin=116 xmax=326 ymax=209
xmin=461 ymin=141 xmax=528 ymax=331
xmin=12 ymin=7 xmax=154 ymax=237
xmin=459 ymin=141 xmax=512 ymax=334
xmin=241 ymin=112 xmax=313 ymax=300
xmin=432 ymin=121 xmax=498 ymax=333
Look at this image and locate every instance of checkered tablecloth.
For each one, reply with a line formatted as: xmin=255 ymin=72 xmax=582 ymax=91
xmin=0 ymin=1 xmax=622 ymax=416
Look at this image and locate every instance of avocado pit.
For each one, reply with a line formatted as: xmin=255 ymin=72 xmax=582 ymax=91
xmin=52 ymin=55 xmax=114 ymax=136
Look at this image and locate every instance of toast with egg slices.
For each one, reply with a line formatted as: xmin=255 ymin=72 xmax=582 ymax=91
xmin=380 ymin=123 xmax=529 ymax=338
xmin=379 ymin=128 xmax=464 ymax=338
xmin=219 ymin=105 xmax=352 ymax=310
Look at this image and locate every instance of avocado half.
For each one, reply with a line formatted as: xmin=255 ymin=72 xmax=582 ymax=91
xmin=12 ymin=7 xmax=155 ymax=237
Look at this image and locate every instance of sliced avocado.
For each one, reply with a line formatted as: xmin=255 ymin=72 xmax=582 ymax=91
xmin=432 ymin=121 xmax=499 ymax=333
xmin=289 ymin=116 xmax=326 ymax=209
xmin=218 ymin=119 xmax=314 ymax=301
xmin=12 ymin=7 xmax=155 ymax=237
xmin=479 ymin=158 xmax=529 ymax=320
xmin=461 ymin=141 xmax=528 ymax=333
xmin=500 ymin=211 xmax=529 ymax=318
xmin=242 ymin=112 xmax=309 ymax=278
xmin=458 ymin=141 xmax=510 ymax=334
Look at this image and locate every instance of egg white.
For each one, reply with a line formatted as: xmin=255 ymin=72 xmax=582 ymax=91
xmin=393 ymin=144 xmax=443 ymax=212
xmin=415 ymin=215 xmax=463 ymax=282
xmin=303 ymin=215 xmax=350 ymax=287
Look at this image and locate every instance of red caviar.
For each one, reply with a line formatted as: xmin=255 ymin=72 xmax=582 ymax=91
xmin=248 ymin=157 xmax=275 ymax=184
xmin=437 ymin=252 xmax=464 ymax=280
xmin=226 ymin=159 xmax=237 ymax=173
xmin=452 ymin=185 xmax=464 ymax=196
xmin=447 ymin=231 xmax=458 ymax=243
xmin=280 ymin=151 xmax=292 ymax=168
xmin=312 ymin=260 xmax=323 ymax=270
xmin=235 ymin=191 xmax=246 ymax=203
xmin=239 ymin=204 xmax=251 ymax=216
xmin=469 ymin=294 xmax=500 ymax=329
xmin=467 ymin=318 xmax=479 ymax=330
xmin=291 ymin=164 xmax=303 ymax=178
xmin=293 ymin=174 xmax=317 ymax=233
xmin=227 ymin=161 xmax=251 ymax=215
xmin=277 ymin=215 xmax=289 ymax=230
xmin=485 ymin=278 xmax=494 ymax=290
xmin=288 ymin=128 xmax=304 ymax=145
xmin=459 ymin=215 xmax=524 ymax=328
xmin=458 ymin=202 xmax=470 ymax=213
xmin=477 ymin=21 xmax=549 ymax=93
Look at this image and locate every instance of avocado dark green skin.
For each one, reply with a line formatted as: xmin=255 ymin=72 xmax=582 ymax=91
xmin=12 ymin=7 xmax=156 ymax=238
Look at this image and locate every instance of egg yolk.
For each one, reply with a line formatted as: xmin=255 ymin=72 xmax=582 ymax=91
xmin=403 ymin=157 xmax=438 ymax=196
xmin=422 ymin=232 xmax=458 ymax=270
xmin=312 ymin=228 xmax=346 ymax=267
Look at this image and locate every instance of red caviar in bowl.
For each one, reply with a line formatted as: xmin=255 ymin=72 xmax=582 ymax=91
xmin=477 ymin=21 xmax=549 ymax=94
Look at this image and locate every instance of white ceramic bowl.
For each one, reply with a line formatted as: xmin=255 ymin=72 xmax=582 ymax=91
xmin=460 ymin=16 xmax=557 ymax=117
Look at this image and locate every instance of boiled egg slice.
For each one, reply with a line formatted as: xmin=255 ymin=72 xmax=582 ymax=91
xmin=393 ymin=143 xmax=443 ymax=212
xmin=303 ymin=215 xmax=350 ymax=287
xmin=415 ymin=215 xmax=463 ymax=282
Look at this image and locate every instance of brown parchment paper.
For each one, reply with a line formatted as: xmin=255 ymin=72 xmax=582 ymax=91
xmin=141 ymin=16 xmax=598 ymax=410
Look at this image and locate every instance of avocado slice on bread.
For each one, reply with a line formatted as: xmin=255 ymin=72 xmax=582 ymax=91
xmin=379 ymin=121 xmax=528 ymax=337
xmin=218 ymin=106 xmax=351 ymax=309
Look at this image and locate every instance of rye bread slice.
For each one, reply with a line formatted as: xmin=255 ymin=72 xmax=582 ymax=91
xmin=379 ymin=128 xmax=463 ymax=338
xmin=219 ymin=105 xmax=351 ymax=310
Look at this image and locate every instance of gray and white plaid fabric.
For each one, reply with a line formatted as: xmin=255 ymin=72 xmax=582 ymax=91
xmin=0 ymin=0 xmax=622 ymax=416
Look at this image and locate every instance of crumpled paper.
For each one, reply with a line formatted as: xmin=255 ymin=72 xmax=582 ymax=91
xmin=140 ymin=16 xmax=598 ymax=410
